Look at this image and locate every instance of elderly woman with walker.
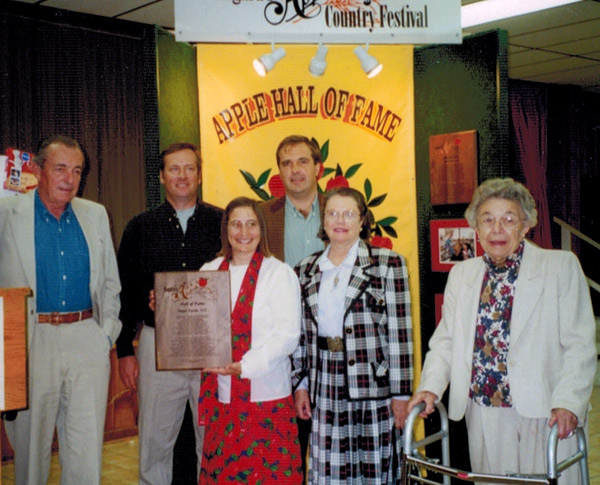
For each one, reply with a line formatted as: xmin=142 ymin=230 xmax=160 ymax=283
xmin=409 ymin=178 xmax=596 ymax=484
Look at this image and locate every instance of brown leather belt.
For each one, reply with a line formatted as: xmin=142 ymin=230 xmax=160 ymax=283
xmin=37 ymin=309 xmax=93 ymax=325
xmin=317 ymin=336 xmax=344 ymax=352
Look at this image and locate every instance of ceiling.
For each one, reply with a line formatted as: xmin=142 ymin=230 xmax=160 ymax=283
xmin=6 ymin=0 xmax=600 ymax=93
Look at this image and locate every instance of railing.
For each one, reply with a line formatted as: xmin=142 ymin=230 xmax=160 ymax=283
xmin=553 ymin=217 xmax=600 ymax=295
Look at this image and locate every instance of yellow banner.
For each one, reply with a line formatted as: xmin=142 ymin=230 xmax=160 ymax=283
xmin=198 ymin=43 xmax=421 ymax=377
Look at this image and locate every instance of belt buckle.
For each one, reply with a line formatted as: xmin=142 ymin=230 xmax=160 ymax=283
xmin=50 ymin=312 xmax=61 ymax=326
xmin=327 ymin=336 xmax=344 ymax=352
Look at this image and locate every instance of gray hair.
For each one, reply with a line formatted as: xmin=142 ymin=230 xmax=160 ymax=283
xmin=35 ymin=135 xmax=84 ymax=169
xmin=464 ymin=178 xmax=537 ymax=228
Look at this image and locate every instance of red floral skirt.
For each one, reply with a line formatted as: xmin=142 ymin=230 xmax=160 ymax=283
xmin=199 ymin=395 xmax=302 ymax=484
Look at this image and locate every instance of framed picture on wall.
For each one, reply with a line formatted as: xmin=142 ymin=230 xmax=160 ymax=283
xmin=429 ymin=130 xmax=478 ymax=205
xmin=430 ymin=219 xmax=483 ymax=272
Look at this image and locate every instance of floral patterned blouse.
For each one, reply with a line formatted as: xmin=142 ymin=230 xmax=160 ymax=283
xmin=469 ymin=241 xmax=524 ymax=407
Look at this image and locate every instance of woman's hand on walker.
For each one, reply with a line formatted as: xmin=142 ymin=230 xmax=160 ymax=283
xmin=407 ymin=391 xmax=438 ymax=418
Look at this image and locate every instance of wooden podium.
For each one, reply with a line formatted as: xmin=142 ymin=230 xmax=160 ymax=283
xmin=0 ymin=288 xmax=30 ymax=475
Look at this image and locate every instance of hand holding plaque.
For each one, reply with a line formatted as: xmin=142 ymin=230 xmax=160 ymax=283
xmin=154 ymin=270 xmax=231 ymax=370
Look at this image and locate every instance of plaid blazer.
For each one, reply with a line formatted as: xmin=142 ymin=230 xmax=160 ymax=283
xmin=291 ymin=239 xmax=413 ymax=402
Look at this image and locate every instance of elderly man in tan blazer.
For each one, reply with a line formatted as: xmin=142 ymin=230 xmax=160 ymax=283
xmin=0 ymin=135 xmax=121 ymax=484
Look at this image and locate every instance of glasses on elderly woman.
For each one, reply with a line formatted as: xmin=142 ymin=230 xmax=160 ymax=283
xmin=477 ymin=213 xmax=520 ymax=230
xmin=324 ymin=210 xmax=360 ymax=222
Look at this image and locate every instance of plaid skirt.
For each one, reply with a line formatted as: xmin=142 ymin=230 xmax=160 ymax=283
xmin=309 ymin=347 xmax=399 ymax=485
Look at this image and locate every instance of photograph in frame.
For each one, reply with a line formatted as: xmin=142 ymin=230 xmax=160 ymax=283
xmin=430 ymin=219 xmax=483 ymax=272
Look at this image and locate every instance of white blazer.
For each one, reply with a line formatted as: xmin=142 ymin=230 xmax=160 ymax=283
xmin=418 ymin=240 xmax=596 ymax=424
xmin=201 ymin=255 xmax=301 ymax=402
xmin=0 ymin=190 xmax=122 ymax=346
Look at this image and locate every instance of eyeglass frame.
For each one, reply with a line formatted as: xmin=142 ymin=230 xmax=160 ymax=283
xmin=323 ymin=209 xmax=362 ymax=222
xmin=476 ymin=213 xmax=521 ymax=230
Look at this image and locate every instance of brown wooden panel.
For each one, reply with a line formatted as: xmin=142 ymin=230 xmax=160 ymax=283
xmin=104 ymin=348 xmax=138 ymax=441
xmin=0 ymin=288 xmax=30 ymax=412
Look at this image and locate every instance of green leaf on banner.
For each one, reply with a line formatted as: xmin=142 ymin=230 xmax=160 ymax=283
xmin=364 ymin=179 xmax=372 ymax=201
xmin=320 ymin=139 xmax=329 ymax=163
xmin=240 ymin=169 xmax=257 ymax=186
xmin=368 ymin=193 xmax=387 ymax=207
xmin=377 ymin=216 xmax=397 ymax=226
xmin=382 ymin=225 xmax=398 ymax=238
xmin=256 ymin=169 xmax=271 ymax=187
xmin=344 ymin=163 xmax=362 ymax=178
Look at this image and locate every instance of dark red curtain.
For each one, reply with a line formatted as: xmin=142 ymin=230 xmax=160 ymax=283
xmin=510 ymin=83 xmax=552 ymax=248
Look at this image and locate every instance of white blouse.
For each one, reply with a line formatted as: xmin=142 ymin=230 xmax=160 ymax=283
xmin=200 ymin=255 xmax=301 ymax=403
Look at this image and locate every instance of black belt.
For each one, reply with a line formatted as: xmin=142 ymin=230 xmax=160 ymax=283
xmin=317 ymin=336 xmax=344 ymax=352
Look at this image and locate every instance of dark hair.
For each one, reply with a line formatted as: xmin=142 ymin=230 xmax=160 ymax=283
xmin=318 ymin=187 xmax=374 ymax=242
xmin=159 ymin=142 xmax=201 ymax=171
xmin=35 ymin=135 xmax=84 ymax=169
xmin=276 ymin=135 xmax=321 ymax=166
xmin=218 ymin=197 xmax=272 ymax=259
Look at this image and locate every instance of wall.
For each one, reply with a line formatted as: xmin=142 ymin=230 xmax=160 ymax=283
xmin=144 ymin=28 xmax=201 ymax=208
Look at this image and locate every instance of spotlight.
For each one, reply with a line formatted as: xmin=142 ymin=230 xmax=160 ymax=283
xmin=354 ymin=45 xmax=382 ymax=78
xmin=253 ymin=44 xmax=286 ymax=76
xmin=309 ymin=44 xmax=328 ymax=77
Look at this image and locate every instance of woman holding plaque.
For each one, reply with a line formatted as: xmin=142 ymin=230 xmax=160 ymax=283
xmin=197 ymin=196 xmax=303 ymax=484
xmin=291 ymin=187 xmax=414 ymax=484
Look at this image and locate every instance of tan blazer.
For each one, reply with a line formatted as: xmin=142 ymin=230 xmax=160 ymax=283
xmin=0 ymin=190 xmax=122 ymax=346
xmin=418 ymin=240 xmax=596 ymax=424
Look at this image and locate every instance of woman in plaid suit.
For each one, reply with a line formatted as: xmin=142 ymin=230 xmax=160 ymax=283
xmin=291 ymin=187 xmax=414 ymax=484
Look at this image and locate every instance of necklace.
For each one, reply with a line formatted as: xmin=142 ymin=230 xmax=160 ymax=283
xmin=333 ymin=272 xmax=340 ymax=287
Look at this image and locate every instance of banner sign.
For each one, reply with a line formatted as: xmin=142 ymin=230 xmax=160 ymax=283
xmin=197 ymin=44 xmax=422 ymax=371
xmin=212 ymin=85 xmax=402 ymax=144
xmin=176 ymin=0 xmax=462 ymax=45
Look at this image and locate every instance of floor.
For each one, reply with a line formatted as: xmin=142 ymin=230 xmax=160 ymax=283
xmin=1 ymin=387 xmax=599 ymax=484
xmin=0 ymin=436 xmax=139 ymax=484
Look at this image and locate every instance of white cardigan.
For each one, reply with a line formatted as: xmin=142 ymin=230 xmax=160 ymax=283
xmin=201 ymin=255 xmax=301 ymax=402
xmin=418 ymin=241 xmax=596 ymax=424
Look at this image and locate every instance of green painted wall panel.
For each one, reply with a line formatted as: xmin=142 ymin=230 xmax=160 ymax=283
xmin=157 ymin=28 xmax=200 ymax=149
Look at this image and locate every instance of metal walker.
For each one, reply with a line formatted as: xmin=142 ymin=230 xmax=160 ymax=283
xmin=401 ymin=402 xmax=589 ymax=485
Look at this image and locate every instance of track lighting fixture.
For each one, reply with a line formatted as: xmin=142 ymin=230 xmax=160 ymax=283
xmin=354 ymin=45 xmax=383 ymax=78
xmin=253 ymin=43 xmax=286 ymax=76
xmin=309 ymin=44 xmax=328 ymax=77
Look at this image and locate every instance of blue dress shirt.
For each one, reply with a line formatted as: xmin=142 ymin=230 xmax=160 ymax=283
xmin=34 ymin=191 xmax=92 ymax=313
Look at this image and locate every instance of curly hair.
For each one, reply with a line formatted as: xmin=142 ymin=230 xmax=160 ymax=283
xmin=464 ymin=178 xmax=537 ymax=228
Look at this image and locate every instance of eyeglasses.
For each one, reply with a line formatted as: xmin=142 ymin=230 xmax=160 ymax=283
xmin=477 ymin=214 xmax=520 ymax=230
xmin=324 ymin=210 xmax=360 ymax=222
xmin=228 ymin=220 xmax=259 ymax=229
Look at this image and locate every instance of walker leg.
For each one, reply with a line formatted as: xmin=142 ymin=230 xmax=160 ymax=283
xmin=576 ymin=428 xmax=589 ymax=485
